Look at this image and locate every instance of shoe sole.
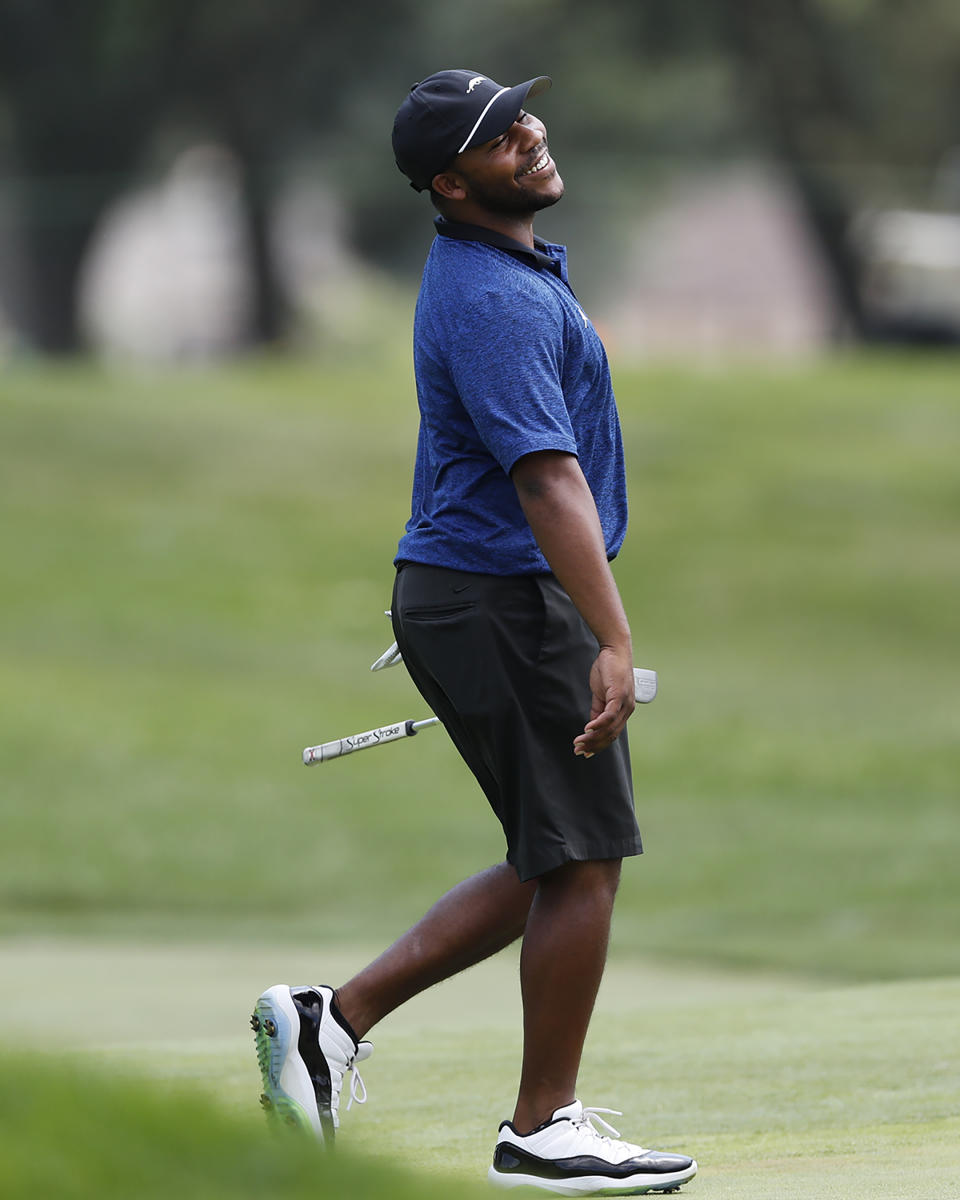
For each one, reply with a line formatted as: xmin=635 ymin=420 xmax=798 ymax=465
xmin=251 ymin=985 xmax=327 ymax=1140
xmin=487 ymin=1160 xmax=697 ymax=1195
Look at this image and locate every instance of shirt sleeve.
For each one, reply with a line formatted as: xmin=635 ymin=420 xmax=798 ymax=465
xmin=445 ymin=286 xmax=578 ymax=473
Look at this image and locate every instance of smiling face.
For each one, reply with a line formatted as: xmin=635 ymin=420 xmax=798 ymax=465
xmin=435 ymin=111 xmax=564 ymax=217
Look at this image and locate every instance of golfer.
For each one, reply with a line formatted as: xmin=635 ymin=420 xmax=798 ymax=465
xmin=252 ymin=70 xmax=697 ymax=1196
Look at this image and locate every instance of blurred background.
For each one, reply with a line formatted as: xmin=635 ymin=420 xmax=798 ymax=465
xmin=1 ymin=5 xmax=959 ymax=1195
xmin=2 ymin=0 xmax=960 ymax=361
xmin=2 ymin=0 xmax=959 ymax=993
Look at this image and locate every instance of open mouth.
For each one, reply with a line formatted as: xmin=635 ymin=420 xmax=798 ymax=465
xmin=518 ymin=148 xmax=551 ymax=178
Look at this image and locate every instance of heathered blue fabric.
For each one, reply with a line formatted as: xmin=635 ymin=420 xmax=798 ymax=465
xmin=396 ymin=230 xmax=627 ymax=575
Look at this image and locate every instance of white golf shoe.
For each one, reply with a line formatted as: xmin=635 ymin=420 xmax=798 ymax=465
xmin=488 ymin=1100 xmax=697 ymax=1195
xmin=251 ymin=983 xmax=371 ymax=1143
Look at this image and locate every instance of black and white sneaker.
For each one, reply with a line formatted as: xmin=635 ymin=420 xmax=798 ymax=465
xmin=250 ymin=983 xmax=371 ymax=1142
xmin=488 ymin=1101 xmax=697 ymax=1195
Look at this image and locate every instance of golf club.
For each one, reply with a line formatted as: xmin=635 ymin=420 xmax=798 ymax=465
xmin=303 ymin=667 xmax=658 ymax=765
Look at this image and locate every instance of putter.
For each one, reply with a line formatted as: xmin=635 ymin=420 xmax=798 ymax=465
xmin=303 ymin=667 xmax=658 ymax=765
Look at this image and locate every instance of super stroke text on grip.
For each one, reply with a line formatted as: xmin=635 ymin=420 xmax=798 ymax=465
xmin=346 ymin=723 xmax=403 ymax=750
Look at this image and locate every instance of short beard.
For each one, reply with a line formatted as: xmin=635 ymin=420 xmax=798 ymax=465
xmin=458 ymin=167 xmax=563 ymax=216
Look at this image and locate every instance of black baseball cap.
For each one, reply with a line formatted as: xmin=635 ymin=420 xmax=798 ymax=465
xmin=392 ymin=69 xmax=552 ymax=192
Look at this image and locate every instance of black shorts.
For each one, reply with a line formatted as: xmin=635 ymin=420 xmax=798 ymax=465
xmin=392 ymin=563 xmax=643 ymax=881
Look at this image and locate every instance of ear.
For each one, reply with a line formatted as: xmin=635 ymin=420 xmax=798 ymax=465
xmin=431 ymin=170 xmax=467 ymax=202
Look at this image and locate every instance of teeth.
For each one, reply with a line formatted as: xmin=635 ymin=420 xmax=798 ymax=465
xmin=521 ymin=151 xmax=549 ymax=177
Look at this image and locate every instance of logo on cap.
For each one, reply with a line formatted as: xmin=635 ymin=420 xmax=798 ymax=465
xmin=466 ymin=76 xmax=485 ymax=93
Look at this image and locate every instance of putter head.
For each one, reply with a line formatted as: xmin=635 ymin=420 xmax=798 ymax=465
xmin=634 ymin=667 xmax=658 ymax=703
xmin=370 ymin=640 xmax=403 ymax=671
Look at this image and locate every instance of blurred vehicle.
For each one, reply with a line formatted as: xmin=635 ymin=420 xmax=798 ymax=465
xmin=853 ymin=153 xmax=960 ymax=344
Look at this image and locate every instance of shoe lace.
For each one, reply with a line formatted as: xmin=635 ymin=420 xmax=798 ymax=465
xmin=344 ymin=1055 xmax=367 ymax=1111
xmin=575 ymin=1106 xmax=623 ymax=1143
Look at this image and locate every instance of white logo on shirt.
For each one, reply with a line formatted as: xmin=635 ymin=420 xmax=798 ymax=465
xmin=467 ymin=76 xmax=485 ymax=93
xmin=575 ymin=303 xmax=589 ymax=327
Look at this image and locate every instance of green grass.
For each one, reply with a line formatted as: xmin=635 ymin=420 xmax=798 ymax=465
xmin=2 ymin=352 xmax=958 ymax=1197
xmin=1 ymin=353 xmax=959 ymax=977
xmin=2 ymin=939 xmax=958 ymax=1199
xmin=0 ymin=1052 xmax=489 ymax=1200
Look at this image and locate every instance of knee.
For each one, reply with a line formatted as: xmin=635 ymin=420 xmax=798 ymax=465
xmin=538 ymin=857 xmax=622 ymax=903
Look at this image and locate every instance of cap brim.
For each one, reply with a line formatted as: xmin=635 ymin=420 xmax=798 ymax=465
xmin=462 ymin=76 xmax=552 ymax=153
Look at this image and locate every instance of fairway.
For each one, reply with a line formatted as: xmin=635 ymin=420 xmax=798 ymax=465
xmin=2 ymin=354 xmax=958 ymax=1197
xmin=2 ymin=357 xmax=957 ymax=976
xmin=2 ymin=938 xmax=958 ymax=1198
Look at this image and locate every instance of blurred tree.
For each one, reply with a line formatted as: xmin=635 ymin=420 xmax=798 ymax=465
xmin=161 ymin=0 xmax=328 ymax=349
xmin=0 ymin=0 xmax=424 ymax=352
xmin=0 ymin=0 xmax=191 ymax=352
xmin=165 ymin=1 xmax=401 ymax=347
xmin=562 ymin=0 xmax=960 ymax=340
xmin=715 ymin=0 xmax=960 ymax=338
xmin=1 ymin=0 xmax=958 ymax=353
xmin=712 ymin=0 xmax=873 ymax=336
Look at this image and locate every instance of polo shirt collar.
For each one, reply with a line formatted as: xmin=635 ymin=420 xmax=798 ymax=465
xmin=433 ymin=216 xmax=560 ymax=271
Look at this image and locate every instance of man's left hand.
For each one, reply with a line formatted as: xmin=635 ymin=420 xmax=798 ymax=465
xmin=573 ymin=644 xmax=635 ymax=758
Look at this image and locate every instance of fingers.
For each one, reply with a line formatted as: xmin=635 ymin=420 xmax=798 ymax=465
xmin=573 ymin=690 xmax=634 ymax=758
xmin=572 ymin=646 xmax=636 ymax=758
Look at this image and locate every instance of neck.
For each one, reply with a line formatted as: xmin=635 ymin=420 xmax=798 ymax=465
xmin=442 ymin=202 xmax=536 ymax=248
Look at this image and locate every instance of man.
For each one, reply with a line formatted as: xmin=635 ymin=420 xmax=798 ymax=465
xmin=251 ymin=70 xmax=697 ymax=1196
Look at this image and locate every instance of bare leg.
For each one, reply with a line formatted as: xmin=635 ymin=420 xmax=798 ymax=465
xmin=336 ymin=862 xmax=535 ymax=1039
xmin=512 ymin=858 xmax=622 ymax=1132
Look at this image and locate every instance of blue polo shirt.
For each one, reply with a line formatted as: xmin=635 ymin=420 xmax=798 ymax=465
xmin=396 ymin=218 xmax=627 ymax=575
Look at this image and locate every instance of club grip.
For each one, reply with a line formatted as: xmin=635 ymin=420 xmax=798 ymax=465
xmin=303 ymin=719 xmax=417 ymax=765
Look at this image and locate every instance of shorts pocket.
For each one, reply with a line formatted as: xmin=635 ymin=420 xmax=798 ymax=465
xmin=402 ymin=601 xmax=476 ymax=621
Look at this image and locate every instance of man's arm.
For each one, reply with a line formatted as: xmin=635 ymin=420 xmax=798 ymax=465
xmin=511 ymin=449 xmax=634 ymax=757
